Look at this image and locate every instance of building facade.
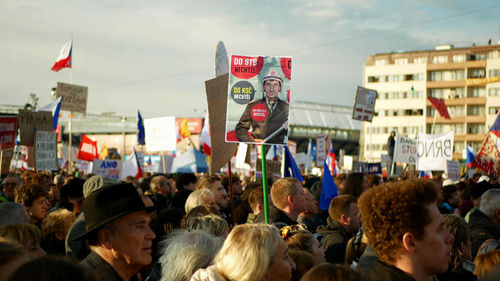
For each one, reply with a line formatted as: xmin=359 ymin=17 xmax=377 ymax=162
xmin=361 ymin=43 xmax=500 ymax=162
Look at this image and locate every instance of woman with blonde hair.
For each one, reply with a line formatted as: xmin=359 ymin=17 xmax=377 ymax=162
xmin=191 ymin=224 xmax=296 ymax=281
xmin=0 ymin=223 xmax=46 ymax=260
xmin=281 ymin=225 xmax=325 ymax=265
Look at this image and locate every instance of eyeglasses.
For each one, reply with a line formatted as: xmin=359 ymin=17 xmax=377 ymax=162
xmin=3 ymin=182 xmax=17 ymax=187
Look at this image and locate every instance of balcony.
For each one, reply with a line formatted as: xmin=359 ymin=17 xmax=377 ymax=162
xmin=427 ymin=80 xmax=466 ymax=88
xmin=425 ymin=115 xmax=485 ymax=124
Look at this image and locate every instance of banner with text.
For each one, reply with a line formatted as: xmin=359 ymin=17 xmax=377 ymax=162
xmin=35 ymin=131 xmax=58 ymax=171
xmin=56 ymin=82 xmax=88 ymax=113
xmin=0 ymin=116 xmax=18 ymax=150
xmin=393 ymin=135 xmax=417 ymax=165
xmin=417 ymin=131 xmax=454 ymax=171
xmin=92 ymin=159 xmax=122 ymax=181
xmin=471 ymin=132 xmax=500 ymax=177
xmin=18 ymin=110 xmax=53 ymax=146
xmin=352 ymin=86 xmax=377 ymax=122
xmin=144 ymin=117 xmax=177 ymax=152
xmin=446 ymin=160 xmax=461 ymax=182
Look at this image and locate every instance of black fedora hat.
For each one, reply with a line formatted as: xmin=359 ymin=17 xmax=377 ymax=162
xmin=74 ymin=183 xmax=154 ymax=240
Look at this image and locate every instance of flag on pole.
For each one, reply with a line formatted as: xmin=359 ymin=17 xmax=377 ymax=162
xmin=307 ymin=139 xmax=316 ymax=163
xmin=100 ymin=143 xmax=109 ymax=160
xmin=466 ymin=145 xmax=476 ymax=167
xmin=320 ymin=160 xmax=338 ymax=210
xmin=200 ymin=113 xmax=211 ymax=156
xmin=427 ymin=97 xmax=451 ymax=119
xmin=266 ymin=145 xmax=279 ymax=161
xmin=51 ymin=41 xmax=72 ymax=72
xmin=471 ymin=112 xmax=500 ymax=176
xmin=38 ymin=96 xmax=62 ymax=132
xmin=180 ymin=118 xmax=191 ymax=138
xmin=283 ymin=146 xmax=303 ymax=182
xmin=76 ymin=134 xmax=98 ymax=161
xmin=489 ymin=111 xmax=500 ymax=138
xmin=137 ymin=111 xmax=145 ymax=145
xmin=121 ymin=147 xmax=143 ymax=180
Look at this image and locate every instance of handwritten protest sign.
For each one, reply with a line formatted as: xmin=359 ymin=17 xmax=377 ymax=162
xmin=144 ymin=117 xmax=177 ymax=152
xmin=393 ymin=135 xmax=417 ymax=165
xmin=35 ymin=131 xmax=57 ymax=171
xmin=446 ymin=160 xmax=461 ymax=182
xmin=316 ymin=135 xmax=326 ymax=166
xmin=56 ymin=82 xmax=88 ymax=113
xmin=18 ymin=110 xmax=53 ymax=146
xmin=92 ymin=159 xmax=122 ymax=181
xmin=0 ymin=116 xmax=18 ymax=150
xmin=417 ymin=131 xmax=454 ymax=171
xmin=225 ymin=55 xmax=292 ymax=145
xmin=471 ymin=132 xmax=500 ymax=177
xmin=353 ymin=86 xmax=377 ymax=122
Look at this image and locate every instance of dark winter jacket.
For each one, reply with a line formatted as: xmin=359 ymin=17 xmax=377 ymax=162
xmin=316 ymin=217 xmax=353 ymax=264
xmin=468 ymin=209 xmax=500 ymax=258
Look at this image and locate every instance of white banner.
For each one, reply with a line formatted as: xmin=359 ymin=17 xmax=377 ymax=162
xmin=92 ymin=159 xmax=122 ymax=181
xmin=417 ymin=131 xmax=454 ymax=171
xmin=393 ymin=135 xmax=417 ymax=165
xmin=446 ymin=160 xmax=461 ymax=182
xmin=144 ymin=117 xmax=177 ymax=152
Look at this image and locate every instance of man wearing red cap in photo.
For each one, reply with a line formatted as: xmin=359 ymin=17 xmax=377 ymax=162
xmin=75 ymin=183 xmax=156 ymax=281
xmin=235 ymin=69 xmax=289 ymax=144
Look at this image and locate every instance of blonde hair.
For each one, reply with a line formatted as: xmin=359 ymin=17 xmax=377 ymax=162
xmin=41 ymin=209 xmax=76 ymax=239
xmin=474 ymin=249 xmax=500 ymax=278
xmin=0 ymin=223 xmax=41 ymax=247
xmin=186 ymin=214 xmax=229 ymax=237
xmin=271 ymin=178 xmax=301 ymax=209
xmin=214 ymin=224 xmax=282 ymax=281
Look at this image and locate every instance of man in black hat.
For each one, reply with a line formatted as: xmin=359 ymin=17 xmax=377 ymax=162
xmin=75 ymin=183 xmax=156 ymax=281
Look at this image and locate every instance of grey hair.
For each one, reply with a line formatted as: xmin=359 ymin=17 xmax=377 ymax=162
xmin=186 ymin=214 xmax=229 ymax=237
xmin=0 ymin=202 xmax=29 ymax=227
xmin=53 ymin=174 xmax=65 ymax=185
xmin=159 ymin=230 xmax=223 ymax=281
xmin=185 ymin=189 xmax=215 ymax=214
xmin=479 ymin=189 xmax=500 ymax=218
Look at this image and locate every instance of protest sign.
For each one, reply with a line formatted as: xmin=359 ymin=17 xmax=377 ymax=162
xmin=205 ymin=74 xmax=238 ymax=174
xmin=144 ymin=117 xmax=177 ymax=152
xmin=225 ymin=55 xmax=292 ymax=145
xmin=18 ymin=110 xmax=53 ymax=146
xmin=175 ymin=118 xmax=203 ymax=134
xmin=446 ymin=160 xmax=461 ymax=182
xmin=235 ymin=143 xmax=250 ymax=170
xmin=35 ymin=131 xmax=57 ymax=171
xmin=92 ymin=159 xmax=122 ymax=181
xmin=471 ymin=132 xmax=500 ymax=177
xmin=256 ymin=159 xmax=281 ymax=177
xmin=0 ymin=148 xmax=14 ymax=175
xmin=56 ymin=82 xmax=88 ymax=113
xmin=393 ymin=135 xmax=417 ymax=165
xmin=352 ymin=161 xmax=382 ymax=174
xmin=288 ymin=140 xmax=297 ymax=158
xmin=417 ymin=131 xmax=454 ymax=171
xmin=316 ymin=135 xmax=326 ymax=166
xmin=352 ymin=86 xmax=377 ymax=122
xmin=0 ymin=116 xmax=18 ymax=150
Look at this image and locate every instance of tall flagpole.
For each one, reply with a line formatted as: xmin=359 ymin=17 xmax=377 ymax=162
xmin=68 ymin=35 xmax=74 ymax=173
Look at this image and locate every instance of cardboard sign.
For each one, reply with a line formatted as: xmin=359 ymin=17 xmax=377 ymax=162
xmin=205 ymin=74 xmax=238 ymax=174
xmin=35 ymin=131 xmax=58 ymax=171
xmin=0 ymin=148 xmax=14 ymax=174
xmin=18 ymin=110 xmax=53 ymax=146
xmin=446 ymin=160 xmax=461 ymax=182
xmin=471 ymin=132 xmax=500 ymax=177
xmin=0 ymin=116 xmax=18 ymax=150
xmin=225 ymin=55 xmax=292 ymax=145
xmin=92 ymin=159 xmax=122 ymax=181
xmin=256 ymin=159 xmax=281 ymax=177
xmin=353 ymin=86 xmax=377 ymax=122
xmin=417 ymin=131 xmax=454 ymax=171
xmin=144 ymin=117 xmax=177 ymax=152
xmin=316 ymin=135 xmax=326 ymax=166
xmin=393 ymin=135 xmax=417 ymax=165
xmin=56 ymin=82 xmax=88 ymax=113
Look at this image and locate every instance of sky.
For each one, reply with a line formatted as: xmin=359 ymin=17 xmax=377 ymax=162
xmin=2 ymin=0 xmax=500 ymax=119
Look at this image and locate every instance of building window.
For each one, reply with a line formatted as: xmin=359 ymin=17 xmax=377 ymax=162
xmin=468 ymin=124 xmax=485 ymax=134
xmin=488 ymin=107 xmax=500 ymax=115
xmin=394 ymin=58 xmax=408 ymax=65
xmin=429 ymin=71 xmax=443 ymax=81
xmin=454 ymin=142 xmax=465 ymax=153
xmin=429 ymin=88 xmax=444 ymax=98
xmin=468 ymin=87 xmax=485 ymax=97
xmin=368 ymin=76 xmax=380 ymax=83
xmin=375 ymin=59 xmax=387 ymax=66
xmin=489 ymin=51 xmax=500 ymax=59
xmin=451 ymin=88 xmax=465 ymax=98
xmin=468 ymin=68 xmax=486 ymax=78
xmin=432 ymin=56 xmax=448 ymax=64
xmin=468 ymin=105 xmax=485 ymax=116
xmin=452 ymin=54 xmax=466 ymax=63
xmin=488 ymin=69 xmax=500 ymax=78
xmin=489 ymin=88 xmax=500 ymax=96
xmin=449 ymin=106 xmax=465 ymax=116
xmin=450 ymin=70 xmax=465 ymax=80
xmin=414 ymin=57 xmax=427 ymax=64
xmin=452 ymin=124 xmax=465 ymax=134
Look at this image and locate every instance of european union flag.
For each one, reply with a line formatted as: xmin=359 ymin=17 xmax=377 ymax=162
xmin=284 ymin=146 xmax=303 ymax=182
xmin=137 ymin=110 xmax=145 ymax=145
xmin=320 ymin=160 xmax=338 ymax=210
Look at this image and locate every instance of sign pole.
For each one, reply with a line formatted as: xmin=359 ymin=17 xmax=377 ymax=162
xmin=227 ymin=161 xmax=235 ymax=226
xmin=0 ymin=149 xmax=3 ymax=175
xmin=161 ymin=152 xmax=167 ymax=174
xmin=68 ymin=112 xmax=73 ymax=173
xmin=431 ymin=113 xmax=437 ymax=135
xmin=261 ymin=144 xmax=270 ymax=224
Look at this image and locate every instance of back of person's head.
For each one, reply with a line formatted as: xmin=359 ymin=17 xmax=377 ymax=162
xmin=0 ymin=223 xmax=44 ymax=259
xmin=470 ymin=181 xmax=492 ymax=200
xmin=53 ymin=174 xmax=65 ymax=185
xmin=0 ymin=237 xmax=28 ymax=281
xmin=328 ymin=194 xmax=356 ymax=222
xmin=186 ymin=214 xmax=229 ymax=237
xmin=6 ymin=255 xmax=93 ymax=281
xmin=41 ymin=209 xmax=75 ymax=240
xmin=299 ymin=263 xmax=366 ymax=281
xmin=248 ymin=188 xmax=264 ymax=213
xmin=474 ymin=249 xmax=500 ymax=278
xmin=366 ymin=174 xmax=380 ymax=187
xmin=185 ymin=189 xmax=215 ymax=214
xmin=159 ymin=230 xmax=223 ymax=281
xmin=271 ymin=178 xmax=301 ymax=209
xmin=0 ymin=202 xmax=29 ymax=227
xmin=214 ymin=224 xmax=282 ymax=281
xmin=358 ymin=178 xmax=438 ymax=264
xmin=443 ymin=214 xmax=472 ymax=271
xmin=289 ymin=249 xmax=315 ymax=281
xmin=15 ymin=184 xmax=48 ymax=207
xmin=310 ymin=181 xmax=322 ymax=201
xmin=441 ymin=184 xmax=457 ymax=200
xmin=150 ymin=175 xmax=165 ymax=193
xmin=343 ymin=172 xmax=366 ymax=198
xmin=196 ymin=175 xmax=221 ymax=190
xmin=175 ymin=173 xmax=197 ymax=191
xmin=281 ymin=226 xmax=314 ymax=253
xmin=479 ymin=189 xmax=500 ymax=219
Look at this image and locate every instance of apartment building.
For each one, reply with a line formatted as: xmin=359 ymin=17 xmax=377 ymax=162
xmin=360 ymin=43 xmax=500 ymax=162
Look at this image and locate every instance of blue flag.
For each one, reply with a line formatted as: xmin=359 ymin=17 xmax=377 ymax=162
xmin=320 ymin=160 xmax=338 ymax=210
xmin=284 ymin=146 xmax=304 ymax=182
xmin=137 ymin=110 xmax=145 ymax=145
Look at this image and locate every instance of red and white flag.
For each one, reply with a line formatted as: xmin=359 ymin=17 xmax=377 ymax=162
xmin=200 ymin=113 xmax=211 ymax=156
xmin=76 ymin=134 xmax=98 ymax=161
xmin=121 ymin=147 xmax=143 ymax=180
xmin=51 ymin=41 xmax=72 ymax=72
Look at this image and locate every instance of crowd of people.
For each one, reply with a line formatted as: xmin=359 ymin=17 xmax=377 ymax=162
xmin=0 ymin=168 xmax=499 ymax=281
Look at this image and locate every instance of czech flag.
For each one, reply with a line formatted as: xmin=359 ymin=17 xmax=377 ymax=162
xmin=489 ymin=111 xmax=500 ymax=138
xmin=200 ymin=113 xmax=211 ymax=156
xmin=466 ymin=145 xmax=476 ymax=167
xmin=51 ymin=41 xmax=72 ymax=72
